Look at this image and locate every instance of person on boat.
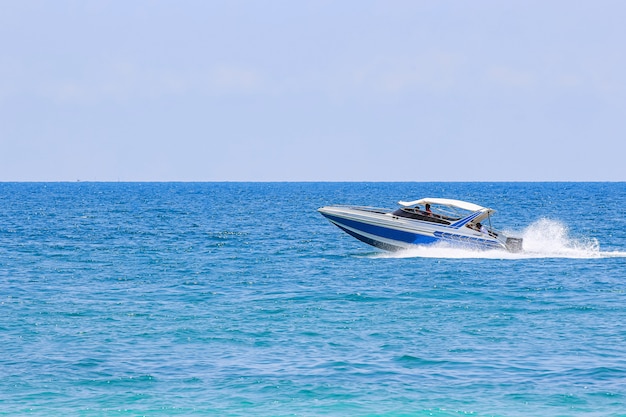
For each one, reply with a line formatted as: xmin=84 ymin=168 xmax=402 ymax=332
xmin=476 ymin=222 xmax=489 ymax=235
xmin=425 ymin=204 xmax=432 ymax=215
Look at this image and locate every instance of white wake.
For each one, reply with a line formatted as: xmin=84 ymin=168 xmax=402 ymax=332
xmin=374 ymin=219 xmax=626 ymax=260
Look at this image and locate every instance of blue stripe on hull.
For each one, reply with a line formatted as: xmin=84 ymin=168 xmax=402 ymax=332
xmin=322 ymin=212 xmax=506 ymax=251
xmin=332 ymin=223 xmax=406 ymax=251
xmin=321 ymin=213 xmax=437 ymax=249
xmin=433 ymin=231 xmax=502 ymax=249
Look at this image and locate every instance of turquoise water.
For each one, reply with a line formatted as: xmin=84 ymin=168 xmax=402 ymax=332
xmin=1 ymin=182 xmax=626 ymax=416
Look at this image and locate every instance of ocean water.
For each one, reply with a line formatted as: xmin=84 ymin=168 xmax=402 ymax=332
xmin=1 ymin=182 xmax=626 ymax=416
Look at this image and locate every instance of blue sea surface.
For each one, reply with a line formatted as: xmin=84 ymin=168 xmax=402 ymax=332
xmin=1 ymin=182 xmax=626 ymax=416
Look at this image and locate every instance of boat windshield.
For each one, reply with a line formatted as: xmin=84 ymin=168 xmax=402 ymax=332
xmin=393 ymin=200 xmax=494 ymax=226
xmin=415 ymin=203 xmax=473 ymax=221
xmin=432 ymin=204 xmax=475 ymax=220
xmin=392 ymin=207 xmax=451 ymax=224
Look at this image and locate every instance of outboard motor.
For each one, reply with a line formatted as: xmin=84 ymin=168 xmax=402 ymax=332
xmin=505 ymin=237 xmax=523 ymax=253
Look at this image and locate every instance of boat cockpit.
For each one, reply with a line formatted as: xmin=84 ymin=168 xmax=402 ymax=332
xmin=391 ymin=207 xmax=452 ymax=225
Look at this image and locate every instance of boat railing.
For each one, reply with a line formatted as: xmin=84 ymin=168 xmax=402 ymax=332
xmin=466 ymin=220 xmax=502 ymax=240
xmin=334 ymin=205 xmax=390 ymax=214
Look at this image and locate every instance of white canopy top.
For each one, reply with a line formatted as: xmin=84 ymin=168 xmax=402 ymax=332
xmin=398 ymin=198 xmax=489 ymax=212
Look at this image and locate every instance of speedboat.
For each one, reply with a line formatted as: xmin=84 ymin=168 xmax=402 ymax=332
xmin=318 ymin=198 xmax=523 ymax=252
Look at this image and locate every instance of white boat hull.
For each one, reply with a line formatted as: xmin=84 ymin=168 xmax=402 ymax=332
xmin=318 ymin=205 xmax=521 ymax=252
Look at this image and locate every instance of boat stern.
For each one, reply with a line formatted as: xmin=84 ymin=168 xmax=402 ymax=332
xmin=505 ymin=236 xmax=523 ymax=253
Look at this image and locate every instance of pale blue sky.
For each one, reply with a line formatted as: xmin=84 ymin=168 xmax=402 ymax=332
xmin=1 ymin=1 xmax=625 ymax=181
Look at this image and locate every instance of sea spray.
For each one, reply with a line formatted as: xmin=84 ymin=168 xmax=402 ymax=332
xmin=520 ymin=218 xmax=601 ymax=258
xmin=376 ymin=219 xmax=617 ymax=259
